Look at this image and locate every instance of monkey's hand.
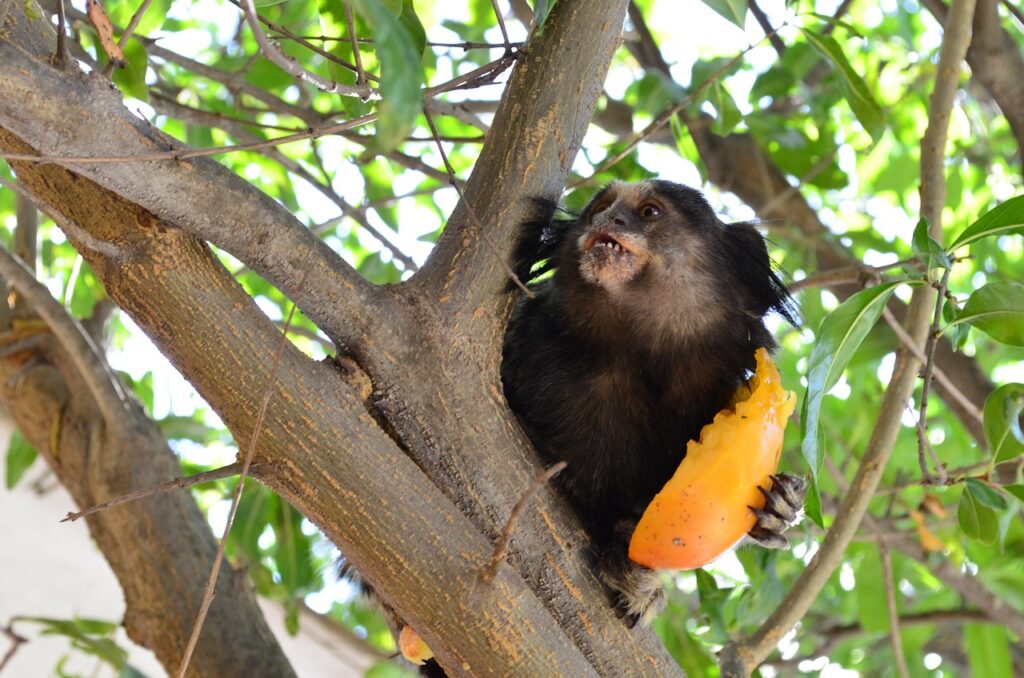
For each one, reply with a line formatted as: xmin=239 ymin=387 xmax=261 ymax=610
xmin=597 ymin=520 xmax=666 ymax=628
xmin=746 ymin=473 xmax=806 ymax=549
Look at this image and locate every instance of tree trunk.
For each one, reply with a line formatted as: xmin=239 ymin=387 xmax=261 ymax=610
xmin=0 ymin=1 xmax=679 ymax=675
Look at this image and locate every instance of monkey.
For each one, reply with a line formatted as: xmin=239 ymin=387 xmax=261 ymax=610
xmin=501 ymin=179 xmax=807 ymax=623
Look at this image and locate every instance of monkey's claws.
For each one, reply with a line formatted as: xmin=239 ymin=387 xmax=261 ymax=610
xmin=746 ymin=473 xmax=806 ymax=550
xmin=600 ymin=559 xmax=665 ymax=628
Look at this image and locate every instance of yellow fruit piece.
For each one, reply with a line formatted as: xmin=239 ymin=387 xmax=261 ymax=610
xmin=629 ymin=348 xmax=796 ymax=570
xmin=398 ymin=625 xmax=434 ymax=665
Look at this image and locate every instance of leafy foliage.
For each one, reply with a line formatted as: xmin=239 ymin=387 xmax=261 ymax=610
xmin=3 ymin=0 xmax=1024 ymax=675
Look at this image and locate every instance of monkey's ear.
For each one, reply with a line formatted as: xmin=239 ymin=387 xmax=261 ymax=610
xmin=723 ymin=222 xmax=799 ymax=326
xmin=509 ymin=197 xmax=573 ymax=290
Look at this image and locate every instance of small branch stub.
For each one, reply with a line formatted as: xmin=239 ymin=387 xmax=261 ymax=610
xmin=483 ymin=461 xmax=567 ymax=583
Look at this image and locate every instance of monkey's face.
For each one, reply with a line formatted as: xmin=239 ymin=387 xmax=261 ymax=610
xmin=573 ymin=181 xmax=719 ymax=297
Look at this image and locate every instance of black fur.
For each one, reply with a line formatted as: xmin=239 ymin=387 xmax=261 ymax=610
xmin=501 ymin=180 xmax=797 ymax=613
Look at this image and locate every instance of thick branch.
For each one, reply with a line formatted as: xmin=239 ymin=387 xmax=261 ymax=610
xmin=0 ymin=16 xmax=383 ymax=353
xmin=0 ymin=276 xmax=293 ymax=672
xmin=0 ymin=134 xmax=597 ymax=676
xmin=412 ymin=0 xmax=630 ymax=325
xmin=0 ymin=245 xmax=129 ymax=426
xmin=922 ymin=0 xmax=1024 ymax=164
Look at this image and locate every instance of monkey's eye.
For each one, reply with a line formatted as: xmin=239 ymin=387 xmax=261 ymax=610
xmin=638 ymin=203 xmax=662 ymax=219
xmin=591 ymin=202 xmax=611 ymax=216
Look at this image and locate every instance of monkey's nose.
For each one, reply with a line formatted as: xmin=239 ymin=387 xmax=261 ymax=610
xmin=612 ymin=215 xmax=626 ymax=226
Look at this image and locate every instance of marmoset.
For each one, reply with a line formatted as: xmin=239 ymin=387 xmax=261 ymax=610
xmin=501 ymin=179 xmax=806 ymax=622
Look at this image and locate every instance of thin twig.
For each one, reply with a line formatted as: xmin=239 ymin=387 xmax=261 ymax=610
xmin=0 ymin=246 xmax=129 ymax=428
xmin=915 ymin=266 xmax=951 ymax=484
xmin=490 ymin=0 xmax=511 ymax=50
xmin=343 ymin=6 xmax=367 ymax=89
xmin=748 ymin=0 xmax=787 ymax=55
xmin=287 ymin=36 xmax=520 ymax=50
xmin=423 ymin=52 xmax=518 ymax=97
xmin=878 ymin=542 xmax=911 ymax=678
xmin=225 ymin=0 xmax=379 ymax=83
xmin=61 ymin=462 xmax=252 ymax=522
xmin=571 ymin=26 xmax=781 ymax=187
xmin=422 ymin=108 xmax=534 ymax=298
xmin=0 ymin=113 xmax=377 ymax=165
xmin=238 ymin=0 xmax=376 ymax=98
xmin=1001 ymin=0 xmax=1024 ymax=28
xmin=142 ymin=93 xmax=416 ymax=271
xmin=102 ymin=0 xmax=155 ymax=77
xmin=0 ymin=624 xmax=28 ymax=674
xmin=175 ymin=274 xmax=304 ymax=677
xmin=483 ymin=461 xmax=566 ymax=583
xmin=881 ymin=307 xmax=983 ymax=424
xmin=788 ymin=259 xmax=921 ymax=293
xmin=54 ymin=0 xmax=68 ymax=68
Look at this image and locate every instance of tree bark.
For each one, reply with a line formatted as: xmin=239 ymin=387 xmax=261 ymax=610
xmin=1 ymin=0 xmax=679 ymax=675
xmin=0 ymin=262 xmax=295 ymax=676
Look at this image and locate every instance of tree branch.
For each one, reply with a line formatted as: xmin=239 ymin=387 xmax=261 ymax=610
xmin=0 ymin=245 xmax=130 ymax=427
xmin=618 ymin=5 xmax=995 ymax=447
xmin=921 ymin=0 xmax=1024 ymax=165
xmin=0 ymin=287 xmax=294 ymax=674
xmin=719 ymin=0 xmax=977 ymax=672
xmin=0 ymin=19 xmax=385 ymax=353
xmin=411 ymin=0 xmax=631 ymax=326
xmin=238 ymin=0 xmax=376 ymax=98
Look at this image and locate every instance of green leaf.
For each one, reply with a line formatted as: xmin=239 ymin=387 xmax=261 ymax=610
xmin=801 ymin=29 xmax=885 ymax=143
xmin=364 ymin=660 xmax=416 ymax=678
xmin=652 ymin=610 xmax=717 ymax=676
xmin=157 ymin=415 xmax=218 ymax=444
xmin=854 ymin=546 xmax=888 ymax=632
xmin=801 ymin=282 xmax=908 ymax=474
xmin=701 ymin=0 xmax=748 ymax=28
xmin=111 ymin=40 xmax=149 ymax=103
xmin=983 ymin=384 xmax=1024 ymax=464
xmin=690 ymin=59 xmax=743 ymax=135
xmin=5 ymin=430 xmax=38 ymax=489
xmin=942 ymin=299 xmax=969 ymax=351
xmin=947 ymin=194 xmax=1024 ymax=252
xmin=957 ymin=488 xmax=999 ymax=545
xmin=119 ymin=664 xmax=149 ymax=678
xmin=951 ymin=281 xmax=1024 ymax=346
xmin=964 ymin=477 xmax=1008 ymax=510
xmin=1002 ymin=484 xmax=1024 ymax=502
xmin=911 ymin=217 xmax=951 ymax=274
xmin=964 ymin=623 xmax=1013 ymax=678
xmin=804 ymin=472 xmax=824 ymax=528
xmin=19 ymin=616 xmax=127 ymax=668
xmin=346 ymin=0 xmax=424 ymax=150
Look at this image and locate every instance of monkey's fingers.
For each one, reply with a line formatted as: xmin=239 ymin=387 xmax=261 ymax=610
xmin=746 ymin=473 xmax=806 ymax=550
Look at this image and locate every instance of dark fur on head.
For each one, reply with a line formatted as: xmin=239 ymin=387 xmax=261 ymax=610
xmin=502 ymin=179 xmax=797 ymax=548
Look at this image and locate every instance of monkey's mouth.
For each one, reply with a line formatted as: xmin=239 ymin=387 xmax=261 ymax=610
xmin=579 ymin=231 xmax=649 ymax=289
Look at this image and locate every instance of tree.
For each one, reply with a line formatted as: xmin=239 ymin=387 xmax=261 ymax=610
xmin=1 ymin=0 xmax=1022 ymax=676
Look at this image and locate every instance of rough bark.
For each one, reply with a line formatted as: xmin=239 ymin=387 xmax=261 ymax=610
xmin=922 ymin=0 xmax=1024 ymax=165
xmin=1 ymin=0 xmax=679 ymax=675
xmin=0 ymin=282 xmax=294 ymax=675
